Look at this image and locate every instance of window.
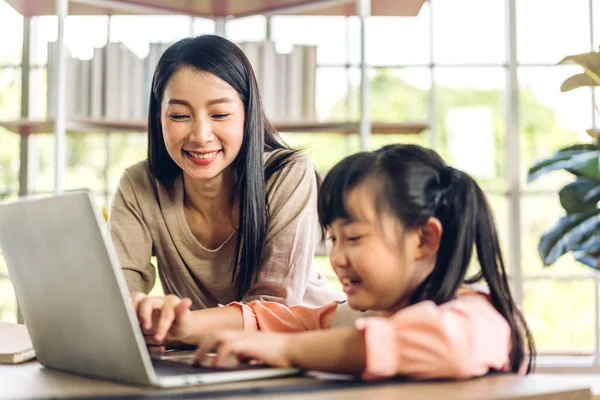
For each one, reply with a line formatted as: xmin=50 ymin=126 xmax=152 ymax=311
xmin=0 ymin=0 xmax=599 ymax=367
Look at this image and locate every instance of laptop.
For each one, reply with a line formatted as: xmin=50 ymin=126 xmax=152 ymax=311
xmin=0 ymin=192 xmax=299 ymax=387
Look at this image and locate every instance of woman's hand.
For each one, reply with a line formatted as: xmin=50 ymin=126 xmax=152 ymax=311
xmin=131 ymin=292 xmax=194 ymax=345
xmin=194 ymin=330 xmax=293 ymax=368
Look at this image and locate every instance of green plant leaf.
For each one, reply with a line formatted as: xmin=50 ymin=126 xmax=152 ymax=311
xmin=538 ymin=209 xmax=600 ymax=266
xmin=558 ymin=52 xmax=600 ymax=91
xmin=527 ymin=146 xmax=599 ymax=182
xmin=559 ymin=177 xmax=600 ymax=214
xmin=584 ymin=183 xmax=600 ymax=201
xmin=573 ymin=234 xmax=600 ymax=269
xmin=575 ymin=234 xmax=600 ymax=253
xmin=561 ymin=74 xmax=600 ymax=91
xmin=574 ymin=254 xmax=599 ymax=269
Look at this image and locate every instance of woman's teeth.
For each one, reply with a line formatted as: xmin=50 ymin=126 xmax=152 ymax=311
xmin=341 ymin=278 xmax=359 ymax=285
xmin=188 ymin=151 xmax=218 ymax=159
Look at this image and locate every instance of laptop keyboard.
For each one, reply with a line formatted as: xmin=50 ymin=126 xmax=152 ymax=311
xmin=152 ymin=358 xmax=269 ymax=376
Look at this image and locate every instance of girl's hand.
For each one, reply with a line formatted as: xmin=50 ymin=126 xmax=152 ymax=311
xmin=131 ymin=292 xmax=194 ymax=344
xmin=194 ymin=330 xmax=293 ymax=368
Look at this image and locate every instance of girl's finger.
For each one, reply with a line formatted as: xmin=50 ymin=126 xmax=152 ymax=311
xmin=214 ymin=340 xmax=234 ymax=367
xmin=193 ymin=335 xmax=218 ymax=365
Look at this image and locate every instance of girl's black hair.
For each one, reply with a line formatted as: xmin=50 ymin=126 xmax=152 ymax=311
xmin=318 ymin=143 xmax=535 ymax=373
xmin=147 ymin=34 xmax=299 ymax=298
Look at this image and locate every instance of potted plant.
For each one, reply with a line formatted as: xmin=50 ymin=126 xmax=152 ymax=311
xmin=527 ymin=51 xmax=600 ymax=269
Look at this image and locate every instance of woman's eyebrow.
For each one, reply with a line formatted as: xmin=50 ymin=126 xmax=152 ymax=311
xmin=206 ymin=97 xmax=234 ymax=106
xmin=167 ymin=98 xmax=191 ymax=106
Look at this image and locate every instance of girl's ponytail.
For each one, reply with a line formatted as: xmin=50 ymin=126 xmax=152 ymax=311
xmin=421 ymin=167 xmax=534 ymax=373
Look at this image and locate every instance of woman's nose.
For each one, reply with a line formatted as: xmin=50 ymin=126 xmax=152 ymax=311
xmin=189 ymin=119 xmax=214 ymax=145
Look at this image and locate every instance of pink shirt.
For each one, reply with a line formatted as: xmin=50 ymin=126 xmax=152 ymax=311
xmin=224 ymin=287 xmax=515 ymax=380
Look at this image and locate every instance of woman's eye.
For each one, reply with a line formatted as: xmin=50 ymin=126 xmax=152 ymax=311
xmin=347 ymin=236 xmax=362 ymax=243
xmin=212 ymin=113 xmax=230 ymax=119
xmin=170 ymin=114 xmax=189 ymax=120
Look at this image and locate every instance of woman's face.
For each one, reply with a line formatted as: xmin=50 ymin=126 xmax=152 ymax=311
xmin=161 ymin=67 xmax=245 ymax=181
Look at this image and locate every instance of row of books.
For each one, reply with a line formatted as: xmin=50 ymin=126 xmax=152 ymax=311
xmin=47 ymin=41 xmax=317 ymax=123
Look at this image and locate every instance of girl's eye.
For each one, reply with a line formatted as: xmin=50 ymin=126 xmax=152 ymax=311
xmin=347 ymin=236 xmax=362 ymax=243
xmin=170 ymin=114 xmax=189 ymax=121
xmin=326 ymin=236 xmax=336 ymax=243
xmin=212 ymin=113 xmax=230 ymax=120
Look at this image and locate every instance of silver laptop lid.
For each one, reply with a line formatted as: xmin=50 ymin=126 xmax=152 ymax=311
xmin=0 ymin=192 xmax=156 ymax=385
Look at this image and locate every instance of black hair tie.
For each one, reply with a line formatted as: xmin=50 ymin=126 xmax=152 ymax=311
xmin=433 ymin=166 xmax=454 ymax=211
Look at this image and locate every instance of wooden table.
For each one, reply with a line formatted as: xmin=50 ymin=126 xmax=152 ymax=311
xmin=0 ymin=361 xmax=595 ymax=400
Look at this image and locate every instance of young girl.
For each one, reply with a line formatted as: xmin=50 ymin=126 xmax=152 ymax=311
xmin=184 ymin=144 xmax=535 ymax=380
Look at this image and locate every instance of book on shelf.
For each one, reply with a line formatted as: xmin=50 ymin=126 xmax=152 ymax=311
xmin=0 ymin=321 xmax=36 ymax=364
xmin=45 ymin=40 xmax=318 ymax=125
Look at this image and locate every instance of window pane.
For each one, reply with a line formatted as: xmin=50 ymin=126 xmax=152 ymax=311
xmin=108 ymin=133 xmax=147 ymax=197
xmin=0 ymin=128 xmax=20 ymax=197
xmin=432 ymin=0 xmax=506 ymax=65
xmin=65 ymin=16 xmax=110 ymax=60
xmin=521 ymin=194 xmax=593 ymax=276
xmin=371 ymin=68 xmax=430 ymax=122
xmin=65 ymin=134 xmax=107 ymax=193
xmin=30 ymin=68 xmax=47 ymax=119
xmin=357 ymin=3 xmax=431 ymax=66
xmin=0 ymin=2 xmax=22 ymax=65
xmin=0 ymin=68 xmax=21 ymax=119
xmin=111 ymin=16 xmax=191 ymax=59
xmin=434 ymin=67 xmax=506 ymax=188
xmin=271 ymin=16 xmax=347 ymax=64
xmin=523 ymin=280 xmax=594 ymax=354
xmin=36 ymin=16 xmax=109 ymax=62
xmin=520 ymin=66 xmax=593 ymax=193
xmin=34 ymin=135 xmax=56 ymax=194
xmin=322 ymin=67 xmax=430 ymax=122
xmin=227 ymin=16 xmax=266 ymax=43
xmin=517 ymin=0 xmax=591 ymax=64
xmin=594 ymin=0 xmax=600 ymax=48
xmin=282 ymin=133 xmax=359 ymax=175
xmin=316 ymin=67 xmax=353 ymax=121
xmin=193 ymin=18 xmax=215 ymax=36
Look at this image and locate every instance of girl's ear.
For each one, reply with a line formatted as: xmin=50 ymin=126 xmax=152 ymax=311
xmin=415 ymin=217 xmax=442 ymax=261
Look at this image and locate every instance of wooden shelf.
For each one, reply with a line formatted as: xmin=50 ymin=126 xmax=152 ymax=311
xmin=6 ymin=0 xmax=425 ymax=18
xmin=0 ymin=119 xmax=428 ymax=136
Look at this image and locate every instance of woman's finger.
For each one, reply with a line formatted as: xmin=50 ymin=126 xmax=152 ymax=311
xmin=154 ymin=296 xmax=180 ymax=342
xmin=139 ymin=297 xmax=163 ymax=331
xmin=131 ymin=292 xmax=147 ymax=311
xmin=174 ymin=298 xmax=192 ymax=320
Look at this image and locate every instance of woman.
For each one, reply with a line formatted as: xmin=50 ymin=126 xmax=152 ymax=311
xmin=108 ymin=35 xmax=341 ymax=343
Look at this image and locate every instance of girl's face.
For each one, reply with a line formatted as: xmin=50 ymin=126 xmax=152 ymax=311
xmin=327 ymin=184 xmax=440 ymax=314
xmin=161 ymin=67 xmax=245 ymax=181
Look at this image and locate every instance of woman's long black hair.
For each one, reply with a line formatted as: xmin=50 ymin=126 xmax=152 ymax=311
xmin=147 ymin=34 xmax=298 ymax=298
xmin=318 ymin=144 xmax=535 ymax=373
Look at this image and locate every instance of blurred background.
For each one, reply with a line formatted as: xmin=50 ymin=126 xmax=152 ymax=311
xmin=0 ymin=0 xmax=598 ymax=361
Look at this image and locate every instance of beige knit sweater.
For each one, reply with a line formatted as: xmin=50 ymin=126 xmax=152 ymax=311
xmin=108 ymin=151 xmax=342 ymax=309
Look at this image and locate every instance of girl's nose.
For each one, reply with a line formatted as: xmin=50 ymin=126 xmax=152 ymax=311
xmin=329 ymin=244 xmax=349 ymax=270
